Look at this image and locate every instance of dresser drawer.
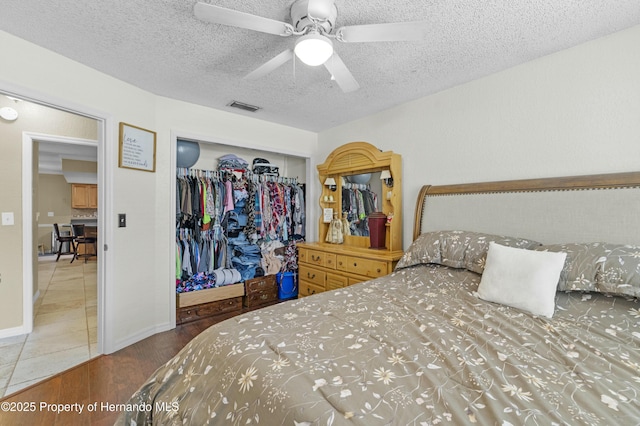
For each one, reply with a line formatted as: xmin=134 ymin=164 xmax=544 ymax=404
xmin=176 ymin=297 xmax=242 ymax=324
xmin=197 ymin=297 xmax=242 ymax=316
xmin=299 ymin=265 xmax=326 ymax=287
xmin=324 ymin=253 xmax=337 ymax=269
xmin=299 ymin=280 xmax=325 ymax=297
xmin=326 ymin=272 xmax=348 ymax=291
xmin=336 ymin=255 xmax=388 ymax=278
xmin=299 ymin=248 xmax=330 ymax=268
xmin=243 ymin=289 xmax=278 ymax=307
xmin=348 ymin=277 xmax=364 ymax=286
xmin=245 ymin=275 xmax=277 ymax=294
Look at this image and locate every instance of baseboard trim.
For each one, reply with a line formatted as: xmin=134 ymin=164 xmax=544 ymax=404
xmin=109 ymin=322 xmax=173 ymax=354
xmin=0 ymin=325 xmax=28 ymax=339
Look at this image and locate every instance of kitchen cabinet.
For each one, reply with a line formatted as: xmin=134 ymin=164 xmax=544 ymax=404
xmin=71 ymin=184 xmax=98 ymax=208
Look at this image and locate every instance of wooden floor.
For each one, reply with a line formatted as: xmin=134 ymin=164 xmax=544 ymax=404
xmin=0 ymin=311 xmax=243 ymax=426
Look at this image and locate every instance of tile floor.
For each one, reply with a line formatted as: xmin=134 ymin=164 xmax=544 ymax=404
xmin=0 ymin=254 xmax=97 ymax=398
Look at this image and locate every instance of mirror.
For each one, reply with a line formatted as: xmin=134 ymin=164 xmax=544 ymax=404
xmin=341 ymin=172 xmax=383 ymax=236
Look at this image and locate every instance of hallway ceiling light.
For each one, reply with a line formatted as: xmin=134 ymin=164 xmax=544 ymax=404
xmin=0 ymin=106 xmax=18 ymax=121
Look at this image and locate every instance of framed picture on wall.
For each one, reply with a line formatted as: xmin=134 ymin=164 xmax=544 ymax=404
xmin=118 ymin=122 xmax=156 ymax=172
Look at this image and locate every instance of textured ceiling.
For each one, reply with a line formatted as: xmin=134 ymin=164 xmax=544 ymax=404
xmin=1 ymin=1 xmax=639 ymax=132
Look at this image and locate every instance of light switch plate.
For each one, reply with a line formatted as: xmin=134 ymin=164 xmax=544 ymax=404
xmin=2 ymin=212 xmax=14 ymax=226
xmin=118 ymin=213 xmax=126 ymax=228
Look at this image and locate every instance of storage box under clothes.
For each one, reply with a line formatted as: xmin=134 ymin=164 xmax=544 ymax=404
xmin=243 ymin=275 xmax=278 ymax=308
xmin=176 ymin=283 xmax=245 ymax=324
xmin=177 ymin=283 xmax=245 ymax=308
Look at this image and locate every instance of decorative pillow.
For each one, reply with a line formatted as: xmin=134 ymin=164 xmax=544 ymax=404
xmin=395 ymin=230 xmax=541 ymax=273
xmin=535 ymin=243 xmax=640 ymax=297
xmin=595 ymin=244 xmax=640 ymax=298
xmin=476 ymin=242 xmax=566 ymax=318
xmin=534 ymin=243 xmax=602 ymax=292
xmin=395 ymin=231 xmax=442 ymax=270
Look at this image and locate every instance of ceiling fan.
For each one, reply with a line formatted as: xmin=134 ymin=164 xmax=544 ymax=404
xmin=194 ymin=0 xmax=427 ymax=92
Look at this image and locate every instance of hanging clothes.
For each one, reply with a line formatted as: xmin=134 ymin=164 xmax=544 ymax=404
xmin=176 ymin=165 xmax=305 ymax=294
xmin=341 ymin=183 xmax=378 ymax=236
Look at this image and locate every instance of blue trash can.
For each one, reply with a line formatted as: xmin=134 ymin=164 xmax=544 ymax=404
xmin=277 ymin=272 xmax=298 ymax=300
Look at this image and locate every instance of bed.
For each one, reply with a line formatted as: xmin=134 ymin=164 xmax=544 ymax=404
xmin=118 ymin=172 xmax=640 ymax=425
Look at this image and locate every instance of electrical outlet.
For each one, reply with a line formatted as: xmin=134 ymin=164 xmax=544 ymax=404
xmin=2 ymin=212 xmax=14 ymax=226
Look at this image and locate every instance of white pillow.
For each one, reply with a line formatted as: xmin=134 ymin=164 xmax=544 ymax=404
xmin=477 ymin=242 xmax=567 ymax=318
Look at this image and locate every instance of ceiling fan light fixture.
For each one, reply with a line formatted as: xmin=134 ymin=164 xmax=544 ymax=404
xmin=294 ymin=33 xmax=333 ymax=66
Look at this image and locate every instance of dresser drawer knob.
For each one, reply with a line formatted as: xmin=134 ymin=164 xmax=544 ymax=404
xmin=377 ymin=268 xmax=381 ymax=273
xmin=307 ymin=286 xmax=315 ymax=295
xmin=307 ymin=272 xmax=316 ymax=279
xmin=353 ymin=262 xmax=357 ymax=267
xmin=311 ymin=255 xmax=321 ymax=262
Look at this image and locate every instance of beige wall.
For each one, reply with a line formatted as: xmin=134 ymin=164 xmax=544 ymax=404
xmin=319 ymin=25 xmax=640 ymax=247
xmin=37 ymin=174 xmax=73 ymax=252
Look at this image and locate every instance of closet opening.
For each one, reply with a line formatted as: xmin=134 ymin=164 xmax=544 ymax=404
xmin=170 ymin=133 xmax=313 ymax=326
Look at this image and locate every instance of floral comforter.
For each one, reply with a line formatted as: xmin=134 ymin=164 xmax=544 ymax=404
xmin=118 ymin=265 xmax=640 ymax=425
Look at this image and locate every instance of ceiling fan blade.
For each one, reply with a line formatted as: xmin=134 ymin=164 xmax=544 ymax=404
xmin=194 ymin=2 xmax=293 ymax=36
xmin=307 ymin=0 xmax=335 ymax=21
xmin=244 ymin=50 xmax=294 ymax=80
xmin=323 ymin=52 xmax=359 ymax=93
xmin=336 ymin=21 xmax=427 ymax=43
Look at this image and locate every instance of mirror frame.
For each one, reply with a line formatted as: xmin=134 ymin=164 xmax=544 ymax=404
xmin=317 ymin=141 xmax=402 ymax=252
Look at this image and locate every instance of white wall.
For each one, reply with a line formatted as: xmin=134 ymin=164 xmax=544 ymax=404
xmin=0 ymin=31 xmax=317 ymax=352
xmin=319 ymin=25 xmax=640 ymax=248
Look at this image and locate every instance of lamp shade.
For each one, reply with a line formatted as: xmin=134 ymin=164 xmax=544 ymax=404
xmin=294 ymin=33 xmax=333 ymax=66
xmin=380 ymin=170 xmax=392 ymax=180
xmin=324 ymin=177 xmax=336 ymax=186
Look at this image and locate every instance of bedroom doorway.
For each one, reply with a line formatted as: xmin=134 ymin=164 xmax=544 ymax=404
xmin=0 ymin=91 xmax=109 ymax=396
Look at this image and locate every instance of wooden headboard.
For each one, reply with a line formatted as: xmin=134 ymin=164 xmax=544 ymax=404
xmin=413 ymin=172 xmax=640 ymax=245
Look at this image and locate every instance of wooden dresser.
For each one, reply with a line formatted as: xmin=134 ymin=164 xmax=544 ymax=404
xmin=300 ymin=142 xmax=403 ymax=297
xmin=297 ymin=242 xmax=403 ymax=296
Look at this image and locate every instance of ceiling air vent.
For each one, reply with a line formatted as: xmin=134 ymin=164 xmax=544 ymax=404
xmin=227 ymin=101 xmax=261 ymax=113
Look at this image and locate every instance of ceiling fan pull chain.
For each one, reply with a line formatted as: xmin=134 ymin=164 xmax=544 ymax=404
xmin=292 ymin=54 xmax=296 ymax=85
